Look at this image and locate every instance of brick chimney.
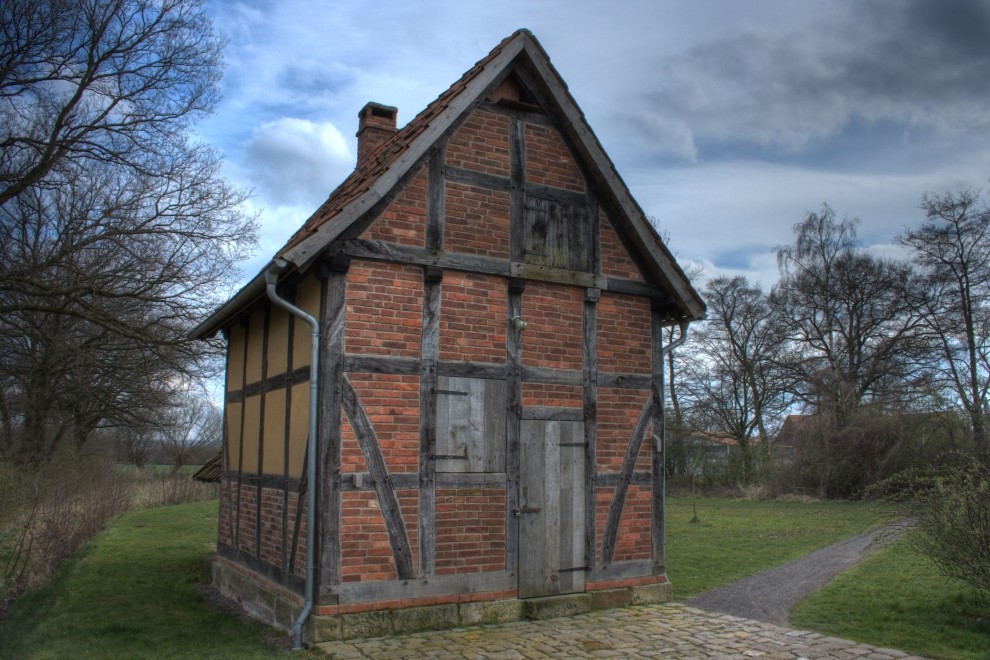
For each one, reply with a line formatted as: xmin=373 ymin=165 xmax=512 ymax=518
xmin=356 ymin=102 xmax=398 ymax=165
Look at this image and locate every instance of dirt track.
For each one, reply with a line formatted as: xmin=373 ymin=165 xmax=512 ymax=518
xmin=686 ymin=520 xmax=912 ymax=626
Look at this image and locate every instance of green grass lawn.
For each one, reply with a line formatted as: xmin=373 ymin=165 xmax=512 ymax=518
xmin=0 ymin=500 xmax=317 ymax=659
xmin=665 ymin=495 xmax=893 ymax=599
xmin=5 ymin=495 xmax=979 ymax=658
xmin=791 ymin=536 xmax=990 ymax=660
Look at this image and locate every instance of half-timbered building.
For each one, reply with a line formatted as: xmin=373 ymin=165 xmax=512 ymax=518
xmin=191 ymin=29 xmax=705 ymax=644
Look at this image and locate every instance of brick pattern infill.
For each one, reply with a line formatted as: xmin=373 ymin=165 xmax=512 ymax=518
xmin=315 ymin=603 xmax=931 ymax=659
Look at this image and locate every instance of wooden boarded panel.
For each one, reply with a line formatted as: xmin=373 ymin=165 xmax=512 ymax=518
xmin=518 ymin=420 xmax=585 ymax=598
xmin=436 ymin=377 xmax=507 ymax=473
xmin=523 ymin=196 xmax=590 ymax=272
xmin=262 ymin=390 xmax=286 ymax=475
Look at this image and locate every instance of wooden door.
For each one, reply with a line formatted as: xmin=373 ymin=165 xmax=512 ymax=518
xmin=518 ymin=419 xmax=586 ymax=598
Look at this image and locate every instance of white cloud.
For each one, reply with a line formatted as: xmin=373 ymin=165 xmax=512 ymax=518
xmin=241 ymin=117 xmax=353 ymax=208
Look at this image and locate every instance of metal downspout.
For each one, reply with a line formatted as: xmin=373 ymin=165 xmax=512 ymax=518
xmin=658 ymin=320 xmax=689 ymax=560
xmin=265 ymin=258 xmax=318 ymax=651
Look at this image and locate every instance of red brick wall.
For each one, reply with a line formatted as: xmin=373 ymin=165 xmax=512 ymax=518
xmin=219 ymin=481 xmax=233 ymax=546
xmin=597 ymin=292 xmax=652 ymax=374
xmin=444 ymin=181 xmax=511 ymax=258
xmin=522 ymin=382 xmax=582 ymax=408
xmin=522 ymin=282 xmax=583 ymax=370
xmin=236 ymin=483 xmax=257 ymax=556
xmin=259 ymin=487 xmax=284 ymax=569
xmin=286 ymin=495 xmax=307 ymax=579
xmin=345 ymin=260 xmax=423 ymax=358
xmin=435 ymin=488 xmax=506 ymax=574
xmin=340 ymin=490 xmax=419 ymax=582
xmin=219 ymin=481 xmax=307 ymax=580
xmin=525 ymin=122 xmax=584 ymax=193
xmin=597 ymin=388 xmax=651 ymax=472
xmin=439 ymin=272 xmax=506 ymax=363
xmin=613 ymin=485 xmax=652 ymax=561
xmin=342 ymin=373 xmax=420 ymax=475
xmin=595 ymin=485 xmax=652 ymax=562
xmin=363 ymin=165 xmax=427 ymax=246
xmin=600 ymin=210 xmax=644 ymax=281
xmin=446 ymin=109 xmax=510 ymax=177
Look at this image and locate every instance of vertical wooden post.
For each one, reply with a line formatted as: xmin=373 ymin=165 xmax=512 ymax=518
xmin=318 ymin=259 xmax=349 ymax=594
xmin=588 ymin=197 xmax=600 ymax=276
xmin=583 ymin=288 xmax=599 ymax=571
xmin=650 ymin=301 xmax=666 ymax=574
xmin=426 ymin=146 xmax=446 ymax=252
xmin=419 ymin=148 xmax=445 ymax=577
xmin=509 ymin=116 xmax=526 ymax=263
xmin=506 ymin=278 xmax=525 ymax=574
xmin=507 ymin=116 xmax=526 ymax=576
xmin=419 ymin=266 xmax=442 ymax=577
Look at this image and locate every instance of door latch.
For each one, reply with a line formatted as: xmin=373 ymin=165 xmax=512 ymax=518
xmin=512 ymin=506 xmax=542 ymax=516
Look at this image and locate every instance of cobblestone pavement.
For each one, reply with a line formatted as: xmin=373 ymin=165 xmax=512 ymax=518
xmin=316 ymin=603 xmax=928 ymax=659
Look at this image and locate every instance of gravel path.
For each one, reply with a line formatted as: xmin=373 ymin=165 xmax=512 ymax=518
xmin=686 ymin=520 xmax=912 ymax=626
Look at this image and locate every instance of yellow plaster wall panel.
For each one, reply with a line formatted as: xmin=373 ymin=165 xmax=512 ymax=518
xmin=263 ymin=390 xmax=287 ymax=475
xmin=287 ymin=382 xmax=310 ymax=479
xmin=245 ymin=310 xmax=265 ymax=384
xmin=226 ymin=324 xmax=246 ymax=392
xmin=266 ymin=305 xmax=290 ymax=377
xmin=226 ymin=401 xmax=243 ymax=469
xmin=241 ymin=394 xmax=261 ymax=473
xmin=292 ymin=275 xmax=322 ymax=369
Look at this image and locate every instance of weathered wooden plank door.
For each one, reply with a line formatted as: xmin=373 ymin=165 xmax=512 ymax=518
xmin=518 ymin=419 xmax=586 ymax=598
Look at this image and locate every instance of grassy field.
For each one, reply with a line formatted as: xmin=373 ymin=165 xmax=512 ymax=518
xmin=665 ymin=495 xmax=893 ymax=599
xmin=4 ymin=495 xmax=981 ymax=658
xmin=791 ymin=537 xmax=990 ymax=660
xmin=0 ymin=500 xmax=317 ymax=659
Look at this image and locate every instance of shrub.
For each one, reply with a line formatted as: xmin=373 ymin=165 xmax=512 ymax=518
xmin=1 ymin=452 xmax=134 ymax=616
xmin=877 ymin=457 xmax=990 ymax=604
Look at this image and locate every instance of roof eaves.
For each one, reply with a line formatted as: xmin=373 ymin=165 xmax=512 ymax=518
xmin=188 ymin=265 xmax=270 ymax=340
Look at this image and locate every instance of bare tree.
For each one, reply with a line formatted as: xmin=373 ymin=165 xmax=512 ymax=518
xmin=772 ymin=205 xmax=926 ymax=426
xmin=686 ymin=276 xmax=790 ymax=480
xmin=156 ymin=392 xmax=221 ymax=472
xmin=0 ymin=0 xmax=224 ymax=205
xmin=0 ymin=0 xmax=256 ymax=464
xmin=899 ymin=189 xmax=990 ymax=459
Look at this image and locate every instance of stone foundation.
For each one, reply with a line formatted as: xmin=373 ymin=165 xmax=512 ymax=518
xmin=212 ymin=558 xmax=673 ymax=645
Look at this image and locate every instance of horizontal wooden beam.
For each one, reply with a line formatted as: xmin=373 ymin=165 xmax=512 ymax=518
xmin=446 ymin=165 xmax=512 ymax=192
xmin=521 ymin=406 xmax=583 ymax=421
xmin=331 ymin=239 xmax=662 ymax=298
xmin=339 ymin=471 xmax=507 ymax=491
xmin=589 ymin=558 xmax=656 ymax=580
xmin=322 ymin=569 xmax=516 ymax=603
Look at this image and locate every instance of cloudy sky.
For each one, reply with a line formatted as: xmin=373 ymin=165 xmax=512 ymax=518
xmin=198 ymin=0 xmax=990 ymax=289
